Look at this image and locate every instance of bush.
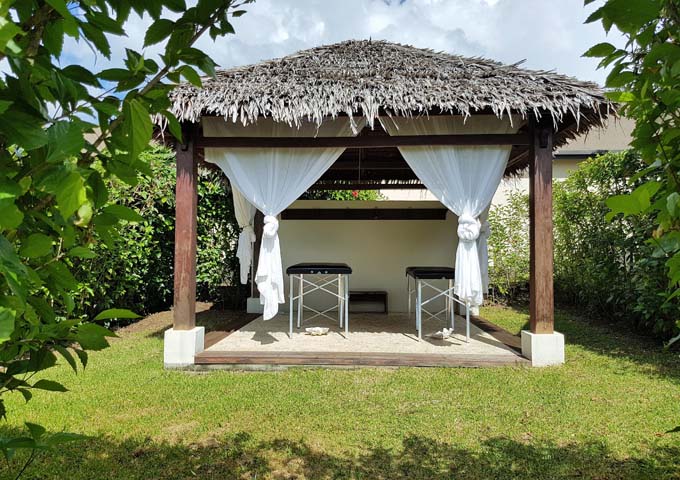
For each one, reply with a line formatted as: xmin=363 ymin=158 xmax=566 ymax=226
xmin=487 ymin=190 xmax=530 ymax=302
xmin=553 ymin=151 xmax=679 ymax=339
xmin=73 ymin=145 xmax=241 ymax=323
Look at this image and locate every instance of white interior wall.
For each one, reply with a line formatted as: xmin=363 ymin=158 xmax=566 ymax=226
xmin=278 ymin=200 xmax=457 ymax=314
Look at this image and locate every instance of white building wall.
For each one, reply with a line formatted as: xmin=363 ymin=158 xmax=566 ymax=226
xmin=279 ymin=200 xmax=457 ymax=313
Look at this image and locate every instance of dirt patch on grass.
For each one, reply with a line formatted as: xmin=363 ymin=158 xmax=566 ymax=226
xmin=116 ymin=302 xmax=258 ymax=338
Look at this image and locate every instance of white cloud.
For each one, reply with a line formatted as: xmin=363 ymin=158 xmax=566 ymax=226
xmin=55 ymin=0 xmax=625 ymax=85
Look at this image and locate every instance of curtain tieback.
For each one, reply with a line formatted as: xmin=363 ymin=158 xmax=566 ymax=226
xmin=263 ymin=215 xmax=279 ymax=238
xmin=457 ymin=214 xmax=481 ymax=242
xmin=240 ymin=224 xmax=256 ymax=243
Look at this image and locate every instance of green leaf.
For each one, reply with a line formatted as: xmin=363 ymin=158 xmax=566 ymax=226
xmin=0 ymin=307 xmax=15 ymax=344
xmin=42 ymin=19 xmax=64 ymax=57
xmin=102 ymin=204 xmax=144 ymax=222
xmin=94 ymin=308 xmax=140 ymax=321
xmin=144 ymin=19 xmax=174 ymax=47
xmin=61 ymin=65 xmax=101 ymax=87
xmin=180 ymin=65 xmax=202 ymax=87
xmin=54 ymin=345 xmax=78 ymax=372
xmin=46 ymin=121 xmax=84 ymax=163
xmin=32 ymin=379 xmax=67 ymax=392
xmin=667 ymin=192 xmax=680 ymax=217
xmin=123 ymin=98 xmax=152 ymax=161
xmin=56 ymin=171 xmax=87 ymax=219
xmin=0 ymin=109 xmax=48 ymax=150
xmin=68 ymin=246 xmax=96 ymax=259
xmin=25 ymin=423 xmax=46 ymax=441
xmin=19 ymin=233 xmax=53 ymax=258
xmin=80 ymin=22 xmax=111 ymax=58
xmin=583 ymin=42 xmax=616 ymax=58
xmin=74 ymin=323 xmax=114 ymax=351
xmin=0 ymin=235 xmax=28 ymax=303
xmin=0 ymin=200 xmax=23 ymax=230
xmin=99 ymin=68 xmax=132 ymax=82
xmin=0 ymin=17 xmax=23 ymax=54
xmin=45 ymin=0 xmax=78 ymax=36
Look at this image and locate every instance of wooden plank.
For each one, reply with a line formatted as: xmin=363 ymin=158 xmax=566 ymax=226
xmin=469 ymin=316 xmax=522 ymax=352
xmin=281 ymin=208 xmax=447 ymax=221
xmin=173 ymin=126 xmax=198 ymax=330
xmin=194 ymin=351 xmax=529 ymax=367
xmin=529 ymin=120 xmax=555 ymax=334
xmin=196 ymin=133 xmax=531 ymax=149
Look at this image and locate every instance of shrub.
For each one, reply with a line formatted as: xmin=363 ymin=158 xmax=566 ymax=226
xmin=553 ymin=151 xmax=679 ymax=339
xmin=73 ymin=145 xmax=241 ymax=323
xmin=487 ymin=190 xmax=530 ymax=302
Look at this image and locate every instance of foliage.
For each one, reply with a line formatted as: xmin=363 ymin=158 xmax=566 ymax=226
xmin=487 ymin=190 xmax=530 ymax=302
xmin=553 ymin=151 xmax=679 ymax=338
xmin=301 ymin=189 xmax=384 ymax=201
xmin=583 ymin=1 xmax=680 ymax=343
xmin=72 ymin=145 xmax=240 ymax=322
xmin=0 ymin=0 xmax=250 ymax=475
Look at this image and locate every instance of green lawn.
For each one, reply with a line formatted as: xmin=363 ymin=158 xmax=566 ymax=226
xmin=2 ymin=305 xmax=680 ymax=479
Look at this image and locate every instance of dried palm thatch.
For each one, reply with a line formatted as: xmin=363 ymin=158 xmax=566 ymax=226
xmin=169 ymin=39 xmax=612 ymax=135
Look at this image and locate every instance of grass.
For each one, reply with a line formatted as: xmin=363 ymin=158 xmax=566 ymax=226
xmin=1 ymin=304 xmax=680 ymax=479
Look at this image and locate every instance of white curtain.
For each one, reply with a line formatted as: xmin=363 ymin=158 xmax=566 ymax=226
xmin=382 ymin=115 xmax=519 ymax=306
xmin=203 ymin=117 xmax=364 ymax=319
xmin=232 ymin=186 xmax=257 ymax=285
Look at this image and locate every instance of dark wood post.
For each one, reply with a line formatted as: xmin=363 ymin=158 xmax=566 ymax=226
xmin=251 ymin=211 xmax=264 ymax=298
xmin=173 ymin=125 xmax=198 ymax=330
xmin=529 ymin=119 xmax=555 ymax=334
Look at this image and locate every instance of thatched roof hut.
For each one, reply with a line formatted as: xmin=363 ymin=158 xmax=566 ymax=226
xmin=169 ymin=39 xmax=613 ymax=180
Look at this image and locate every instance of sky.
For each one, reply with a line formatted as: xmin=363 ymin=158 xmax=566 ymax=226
xmin=58 ymin=0 xmax=624 ymax=86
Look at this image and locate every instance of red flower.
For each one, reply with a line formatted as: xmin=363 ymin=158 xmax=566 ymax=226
xmin=351 ymin=190 xmax=359 ymax=198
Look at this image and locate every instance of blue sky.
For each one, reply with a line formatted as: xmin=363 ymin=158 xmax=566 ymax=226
xmin=55 ymin=0 xmax=624 ymax=86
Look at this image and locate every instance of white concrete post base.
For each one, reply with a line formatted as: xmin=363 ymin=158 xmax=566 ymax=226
xmin=164 ymin=326 xmax=204 ymax=368
xmin=246 ymin=296 xmax=264 ymax=314
xmin=521 ymin=330 xmax=565 ymax=366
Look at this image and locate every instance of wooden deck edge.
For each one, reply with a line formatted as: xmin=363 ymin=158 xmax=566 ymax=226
xmin=469 ymin=315 xmax=522 ymax=352
xmin=194 ymin=351 xmax=529 ymax=367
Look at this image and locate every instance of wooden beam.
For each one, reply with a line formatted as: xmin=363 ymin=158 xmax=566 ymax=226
xmin=251 ymin=211 xmax=264 ymax=298
xmin=529 ymin=121 xmax=555 ymax=334
xmin=173 ymin=127 xmax=198 ymax=330
xmin=281 ymin=208 xmax=447 ymax=221
xmin=195 ymin=133 xmax=531 ymax=149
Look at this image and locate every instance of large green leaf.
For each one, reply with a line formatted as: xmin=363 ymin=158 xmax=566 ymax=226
xmin=94 ymin=308 xmax=140 ymax=321
xmin=74 ymin=323 xmax=114 ymax=350
xmin=144 ymin=19 xmax=174 ymax=47
xmin=0 ymin=307 xmax=15 ymax=344
xmin=32 ymin=379 xmax=67 ymax=392
xmin=123 ymin=98 xmax=152 ymax=161
xmin=19 ymin=233 xmax=53 ymax=258
xmin=46 ymin=121 xmax=84 ymax=163
xmin=0 ymin=235 xmax=28 ymax=303
xmin=0 ymin=109 xmax=48 ymax=150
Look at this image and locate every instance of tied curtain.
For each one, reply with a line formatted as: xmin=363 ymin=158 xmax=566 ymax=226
xmin=232 ymin=186 xmax=256 ymax=285
xmin=203 ymin=117 xmax=364 ymax=320
xmin=382 ymin=115 xmax=519 ymax=306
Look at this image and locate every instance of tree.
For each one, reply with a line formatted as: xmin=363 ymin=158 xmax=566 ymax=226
xmin=583 ymin=0 xmax=680 ymax=344
xmin=0 ymin=0 xmax=251 ymax=473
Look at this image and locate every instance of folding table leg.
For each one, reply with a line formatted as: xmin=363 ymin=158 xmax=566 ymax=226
xmin=289 ymin=274 xmax=293 ymax=338
xmin=338 ymin=274 xmax=343 ymax=328
xmin=417 ymin=279 xmax=422 ymax=340
xmin=449 ymin=279 xmax=454 ymax=330
xmin=297 ymin=275 xmax=303 ymax=328
xmin=465 ymin=302 xmax=470 ymax=343
xmin=344 ymin=274 xmax=349 ymax=334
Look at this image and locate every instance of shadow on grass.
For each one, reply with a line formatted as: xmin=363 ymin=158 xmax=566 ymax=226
xmin=489 ymin=302 xmax=680 ymax=382
xmin=1 ymin=429 xmax=677 ymax=480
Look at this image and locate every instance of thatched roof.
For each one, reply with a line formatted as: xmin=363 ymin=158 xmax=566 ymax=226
xmin=169 ymin=39 xmax=612 ymax=133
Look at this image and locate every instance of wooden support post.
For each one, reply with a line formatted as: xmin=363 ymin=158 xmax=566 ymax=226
xmin=173 ymin=127 xmax=198 ymax=330
xmin=251 ymin=211 xmax=264 ymax=298
xmin=529 ymin=120 xmax=554 ymax=334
